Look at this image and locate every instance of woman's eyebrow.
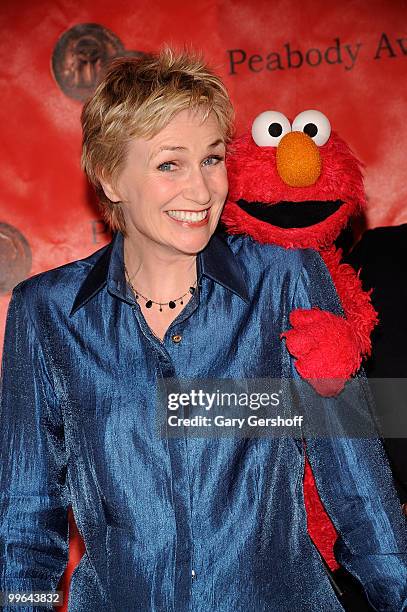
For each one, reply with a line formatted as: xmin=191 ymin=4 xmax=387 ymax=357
xmin=148 ymin=145 xmax=186 ymax=162
xmin=158 ymin=145 xmax=187 ymax=152
xmin=150 ymin=145 xmax=186 ymax=158
xmin=149 ymin=140 xmax=224 ymax=161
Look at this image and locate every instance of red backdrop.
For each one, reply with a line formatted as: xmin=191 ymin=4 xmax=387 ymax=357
xmin=1 ymin=0 xmax=406 ymax=607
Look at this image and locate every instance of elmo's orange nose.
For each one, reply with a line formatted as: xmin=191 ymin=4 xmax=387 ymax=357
xmin=276 ymin=132 xmax=321 ymax=187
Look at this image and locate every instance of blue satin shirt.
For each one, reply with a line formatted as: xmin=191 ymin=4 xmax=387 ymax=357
xmin=1 ymin=230 xmax=406 ymax=611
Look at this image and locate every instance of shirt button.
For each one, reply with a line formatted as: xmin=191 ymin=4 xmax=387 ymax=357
xmin=191 ymin=569 xmax=197 ymax=579
xmin=171 ymin=334 xmax=182 ymax=344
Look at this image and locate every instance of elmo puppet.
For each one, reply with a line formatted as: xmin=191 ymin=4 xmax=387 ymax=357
xmin=222 ymin=110 xmax=378 ymax=575
xmin=222 ymin=109 xmax=377 ymax=397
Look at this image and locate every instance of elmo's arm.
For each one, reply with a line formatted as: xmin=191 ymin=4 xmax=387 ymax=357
xmin=282 ymin=247 xmax=378 ymax=395
xmin=321 ymin=246 xmax=378 ymax=359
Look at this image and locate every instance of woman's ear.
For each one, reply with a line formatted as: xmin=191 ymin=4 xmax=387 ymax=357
xmin=99 ymin=177 xmax=122 ymax=203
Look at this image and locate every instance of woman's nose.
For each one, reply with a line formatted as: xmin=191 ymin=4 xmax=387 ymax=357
xmin=183 ymin=167 xmax=211 ymax=205
xmin=276 ymin=132 xmax=321 ymax=187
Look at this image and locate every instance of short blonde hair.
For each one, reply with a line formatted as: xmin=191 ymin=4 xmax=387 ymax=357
xmin=81 ymin=47 xmax=234 ymax=235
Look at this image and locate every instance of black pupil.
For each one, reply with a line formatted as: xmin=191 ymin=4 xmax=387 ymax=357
xmin=304 ymin=123 xmax=318 ymax=138
xmin=268 ymin=123 xmax=283 ymax=137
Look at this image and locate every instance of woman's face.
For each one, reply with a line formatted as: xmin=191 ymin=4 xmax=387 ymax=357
xmin=104 ymin=108 xmax=228 ymax=256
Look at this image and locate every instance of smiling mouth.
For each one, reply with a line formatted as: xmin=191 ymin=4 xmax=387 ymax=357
xmin=166 ymin=208 xmax=210 ymax=223
xmin=235 ymin=200 xmax=343 ymax=228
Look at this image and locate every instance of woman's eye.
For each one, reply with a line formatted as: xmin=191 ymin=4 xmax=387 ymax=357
xmin=157 ymin=162 xmax=176 ymax=172
xmin=203 ymin=155 xmax=224 ymax=166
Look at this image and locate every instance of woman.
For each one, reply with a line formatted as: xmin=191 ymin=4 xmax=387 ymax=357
xmin=0 ymin=49 xmax=406 ymax=612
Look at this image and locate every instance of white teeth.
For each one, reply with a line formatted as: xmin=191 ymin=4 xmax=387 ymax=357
xmin=167 ymin=209 xmax=208 ymax=222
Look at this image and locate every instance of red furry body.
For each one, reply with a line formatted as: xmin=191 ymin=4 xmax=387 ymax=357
xmin=222 ymin=117 xmax=378 ymax=570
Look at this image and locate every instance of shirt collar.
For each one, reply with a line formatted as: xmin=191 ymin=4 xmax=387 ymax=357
xmin=70 ymin=231 xmax=249 ymax=316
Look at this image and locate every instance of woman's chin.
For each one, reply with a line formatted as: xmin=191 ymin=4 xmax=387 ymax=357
xmin=168 ymin=226 xmax=215 ymax=255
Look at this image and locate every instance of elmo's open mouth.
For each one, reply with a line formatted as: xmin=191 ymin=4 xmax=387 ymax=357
xmin=235 ymin=200 xmax=343 ymax=229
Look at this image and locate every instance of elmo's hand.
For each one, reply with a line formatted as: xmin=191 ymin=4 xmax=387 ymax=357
xmin=281 ymin=308 xmax=362 ymax=396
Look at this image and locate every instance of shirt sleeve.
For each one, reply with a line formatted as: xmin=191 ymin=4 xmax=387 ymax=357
xmin=0 ymin=285 xmax=70 ymax=611
xmin=287 ymin=249 xmax=407 ymax=612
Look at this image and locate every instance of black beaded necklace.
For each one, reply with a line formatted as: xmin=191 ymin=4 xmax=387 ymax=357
xmin=124 ymin=264 xmax=197 ymax=312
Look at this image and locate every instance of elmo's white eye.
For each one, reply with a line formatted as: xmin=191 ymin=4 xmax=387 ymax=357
xmin=292 ymin=110 xmax=331 ymax=146
xmin=251 ymin=111 xmax=291 ymax=147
